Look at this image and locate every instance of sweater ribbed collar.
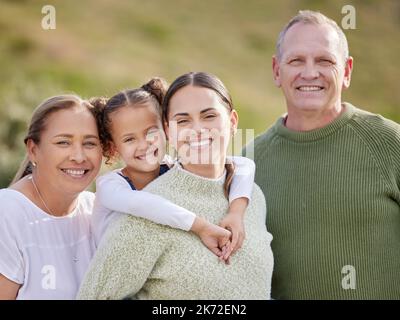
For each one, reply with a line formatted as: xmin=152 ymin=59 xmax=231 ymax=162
xmin=275 ymin=102 xmax=356 ymax=142
xmin=174 ymin=162 xmax=226 ymax=184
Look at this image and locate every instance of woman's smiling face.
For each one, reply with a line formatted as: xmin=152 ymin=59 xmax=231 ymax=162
xmin=28 ymin=106 xmax=102 ymax=195
xmin=166 ymin=85 xmax=237 ymax=166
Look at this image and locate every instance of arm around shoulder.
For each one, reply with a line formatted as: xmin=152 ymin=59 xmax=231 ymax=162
xmin=96 ymin=173 xmax=196 ymax=231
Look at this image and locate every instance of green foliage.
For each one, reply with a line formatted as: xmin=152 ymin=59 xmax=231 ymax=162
xmin=0 ymin=0 xmax=399 ymax=187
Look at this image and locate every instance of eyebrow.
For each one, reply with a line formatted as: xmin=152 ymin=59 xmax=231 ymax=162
xmin=122 ymin=132 xmax=135 ymax=139
xmin=53 ymin=134 xmax=99 ymax=139
xmin=172 ymin=108 xmax=217 ymax=118
xmin=121 ymin=125 xmax=159 ymax=139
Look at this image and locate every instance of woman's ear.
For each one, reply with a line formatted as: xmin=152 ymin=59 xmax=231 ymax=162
xmin=26 ymin=139 xmax=38 ymax=165
xmin=230 ymin=110 xmax=239 ymax=135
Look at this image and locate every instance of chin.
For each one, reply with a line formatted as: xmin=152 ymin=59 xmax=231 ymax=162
xmin=136 ymin=164 xmax=160 ymax=173
xmin=61 ymin=184 xmax=89 ymax=196
xmin=294 ymin=101 xmax=327 ymax=112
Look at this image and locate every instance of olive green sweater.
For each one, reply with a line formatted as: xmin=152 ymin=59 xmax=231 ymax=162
xmin=245 ymin=103 xmax=400 ymax=299
xmin=77 ymin=165 xmax=274 ymax=300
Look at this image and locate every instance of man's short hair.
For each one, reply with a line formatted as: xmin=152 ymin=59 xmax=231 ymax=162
xmin=276 ymin=10 xmax=349 ymax=63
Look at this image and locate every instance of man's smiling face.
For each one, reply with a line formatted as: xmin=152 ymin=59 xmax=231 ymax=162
xmin=273 ymin=22 xmax=352 ymax=114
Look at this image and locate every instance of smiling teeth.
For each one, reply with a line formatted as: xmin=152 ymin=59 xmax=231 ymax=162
xmin=298 ymin=86 xmax=322 ymax=91
xmin=63 ymin=169 xmax=86 ymax=176
xmin=189 ymin=140 xmax=211 ymax=147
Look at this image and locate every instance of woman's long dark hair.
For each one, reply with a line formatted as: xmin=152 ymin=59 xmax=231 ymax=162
xmin=162 ymin=72 xmax=236 ymax=198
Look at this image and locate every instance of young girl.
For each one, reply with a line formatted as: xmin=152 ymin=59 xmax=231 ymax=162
xmin=90 ymin=77 xmax=255 ymax=260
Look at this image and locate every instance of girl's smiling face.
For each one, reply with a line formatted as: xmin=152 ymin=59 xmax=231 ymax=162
xmin=109 ymin=103 xmax=166 ymax=173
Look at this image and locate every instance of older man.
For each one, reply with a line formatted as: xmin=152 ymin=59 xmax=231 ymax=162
xmin=244 ymin=10 xmax=400 ymax=299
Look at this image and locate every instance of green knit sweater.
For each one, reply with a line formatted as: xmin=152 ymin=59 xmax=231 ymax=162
xmin=77 ymin=165 xmax=274 ymax=300
xmin=245 ymin=103 xmax=400 ymax=300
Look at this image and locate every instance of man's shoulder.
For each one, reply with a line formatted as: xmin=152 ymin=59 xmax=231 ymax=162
xmin=254 ymin=123 xmax=280 ymax=151
xmin=250 ymin=121 xmax=277 ymax=145
xmin=242 ymin=119 xmax=281 ymax=160
xmin=350 ymin=104 xmax=400 ymax=145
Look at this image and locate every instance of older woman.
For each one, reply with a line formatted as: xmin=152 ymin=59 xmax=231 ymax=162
xmin=77 ymin=72 xmax=274 ymax=300
xmin=0 ymin=95 xmax=103 ymax=299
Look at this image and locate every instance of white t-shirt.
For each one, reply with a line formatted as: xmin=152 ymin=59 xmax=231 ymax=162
xmin=92 ymin=156 xmax=255 ymax=247
xmin=0 ymin=189 xmax=95 ymax=300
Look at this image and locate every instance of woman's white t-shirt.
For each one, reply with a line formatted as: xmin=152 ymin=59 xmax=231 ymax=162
xmin=0 ymin=189 xmax=95 ymax=300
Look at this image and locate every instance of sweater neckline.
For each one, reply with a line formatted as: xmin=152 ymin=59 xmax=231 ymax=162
xmin=275 ymin=102 xmax=356 ymax=142
xmin=173 ymin=163 xmax=226 ymax=185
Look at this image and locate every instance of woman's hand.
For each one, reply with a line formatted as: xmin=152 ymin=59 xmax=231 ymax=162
xmin=191 ymin=217 xmax=232 ymax=263
xmin=219 ymin=211 xmax=246 ymax=257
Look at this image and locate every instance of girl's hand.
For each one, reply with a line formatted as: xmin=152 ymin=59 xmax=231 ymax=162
xmin=191 ymin=217 xmax=232 ymax=263
xmin=219 ymin=211 xmax=246 ymax=257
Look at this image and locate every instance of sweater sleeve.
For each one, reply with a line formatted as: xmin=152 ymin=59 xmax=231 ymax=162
xmin=95 ymin=173 xmax=196 ymax=231
xmin=77 ymin=216 xmax=167 ymax=300
xmin=227 ymin=156 xmax=255 ymax=203
xmin=390 ymin=121 xmax=400 ymax=202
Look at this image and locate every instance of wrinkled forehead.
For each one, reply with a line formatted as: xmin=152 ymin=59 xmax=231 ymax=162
xmin=43 ymin=106 xmax=98 ymax=136
xmin=281 ymin=22 xmax=342 ymax=60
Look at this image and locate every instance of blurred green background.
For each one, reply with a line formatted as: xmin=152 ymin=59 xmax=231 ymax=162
xmin=1 ymin=0 xmax=399 ymax=187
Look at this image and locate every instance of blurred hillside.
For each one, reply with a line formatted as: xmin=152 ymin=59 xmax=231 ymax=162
xmin=0 ymin=0 xmax=399 ymax=187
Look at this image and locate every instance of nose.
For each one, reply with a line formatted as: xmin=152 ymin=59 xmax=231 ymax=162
xmin=190 ymin=120 xmax=207 ymax=136
xmin=137 ymin=137 xmax=151 ymax=151
xmin=191 ymin=123 xmax=201 ymax=136
xmin=301 ymin=61 xmax=319 ymax=80
xmin=69 ymin=145 xmax=87 ymax=163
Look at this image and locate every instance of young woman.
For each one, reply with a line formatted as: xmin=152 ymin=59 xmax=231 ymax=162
xmin=0 ymin=95 xmax=103 ymax=299
xmin=77 ymin=72 xmax=274 ymax=300
xmin=90 ymin=77 xmax=256 ymax=259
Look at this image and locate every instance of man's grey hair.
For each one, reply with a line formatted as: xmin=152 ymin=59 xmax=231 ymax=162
xmin=276 ymin=10 xmax=349 ymax=63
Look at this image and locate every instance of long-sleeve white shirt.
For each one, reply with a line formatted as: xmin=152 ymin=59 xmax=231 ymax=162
xmin=91 ymin=156 xmax=255 ymax=246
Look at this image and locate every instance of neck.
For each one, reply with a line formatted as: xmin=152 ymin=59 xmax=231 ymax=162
xmin=181 ymin=156 xmax=226 ymax=179
xmin=285 ymin=101 xmax=345 ymax=131
xmin=30 ymin=174 xmax=78 ymax=217
xmin=122 ymin=166 xmax=160 ymax=190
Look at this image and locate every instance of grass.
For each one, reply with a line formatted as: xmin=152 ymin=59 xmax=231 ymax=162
xmin=0 ymin=0 xmax=399 ymax=187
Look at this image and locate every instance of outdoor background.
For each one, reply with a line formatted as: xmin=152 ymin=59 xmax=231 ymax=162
xmin=0 ymin=0 xmax=399 ymax=187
